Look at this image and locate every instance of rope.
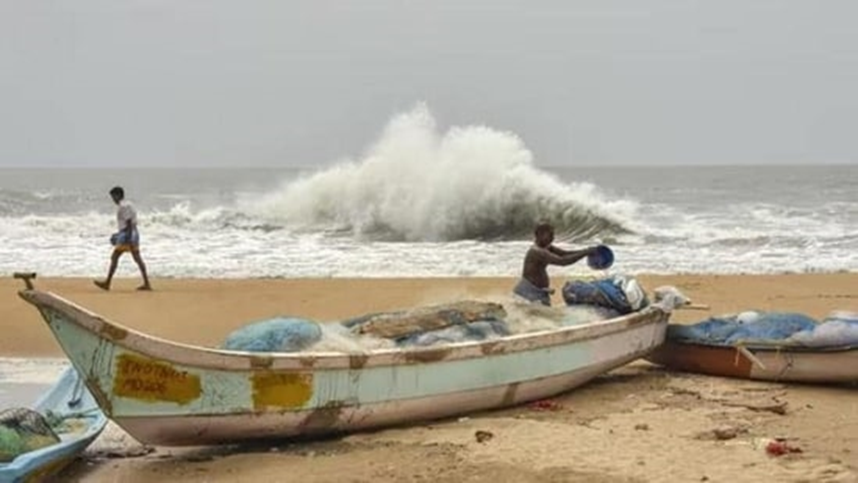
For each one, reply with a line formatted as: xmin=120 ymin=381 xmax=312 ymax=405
xmin=67 ymin=374 xmax=86 ymax=408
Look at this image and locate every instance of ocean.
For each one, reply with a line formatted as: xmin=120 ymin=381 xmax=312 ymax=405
xmin=0 ymin=358 xmax=68 ymax=407
xmin=1 ymin=113 xmax=857 ymax=279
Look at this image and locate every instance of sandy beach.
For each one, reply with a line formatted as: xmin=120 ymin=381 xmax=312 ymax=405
xmin=2 ymin=274 xmax=857 ymax=482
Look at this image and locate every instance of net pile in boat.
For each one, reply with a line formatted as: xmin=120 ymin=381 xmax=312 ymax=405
xmin=222 ymin=301 xmax=511 ymax=353
xmin=0 ymin=407 xmax=60 ymax=462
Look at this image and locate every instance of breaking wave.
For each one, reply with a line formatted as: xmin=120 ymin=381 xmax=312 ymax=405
xmin=249 ymin=104 xmax=637 ymax=242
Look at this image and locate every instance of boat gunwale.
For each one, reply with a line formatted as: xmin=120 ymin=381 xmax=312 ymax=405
xmin=19 ymin=289 xmax=668 ymax=371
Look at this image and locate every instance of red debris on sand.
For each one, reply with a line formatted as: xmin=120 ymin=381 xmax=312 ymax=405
xmin=765 ymin=439 xmax=803 ymax=457
xmin=529 ymin=400 xmax=564 ymax=411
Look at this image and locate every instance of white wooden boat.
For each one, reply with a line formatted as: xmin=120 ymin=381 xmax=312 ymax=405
xmin=647 ymin=340 xmax=858 ymax=384
xmin=18 ymin=288 xmax=669 ymax=446
xmin=0 ymin=367 xmax=108 ymax=483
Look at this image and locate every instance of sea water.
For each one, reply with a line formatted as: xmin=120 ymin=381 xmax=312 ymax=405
xmin=0 ymin=358 xmax=68 ymax=407
xmin=2 ymin=107 xmax=856 ymax=279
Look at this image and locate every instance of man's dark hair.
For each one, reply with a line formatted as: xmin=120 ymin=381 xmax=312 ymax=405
xmin=109 ymin=186 xmax=124 ymax=199
xmin=534 ymin=222 xmax=554 ymax=237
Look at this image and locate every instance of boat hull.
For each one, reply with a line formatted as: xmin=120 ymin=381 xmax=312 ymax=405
xmin=647 ymin=340 xmax=858 ymax=384
xmin=116 ymin=333 xmax=651 ymax=445
xmin=20 ymin=290 xmax=668 ymax=446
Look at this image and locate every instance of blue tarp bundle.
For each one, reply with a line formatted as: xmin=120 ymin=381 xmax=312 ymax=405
xmin=221 ymin=317 xmax=322 ymax=352
xmin=668 ymin=311 xmax=818 ymax=346
xmin=787 ymin=317 xmax=858 ymax=347
xmin=561 ymin=277 xmax=647 ymax=315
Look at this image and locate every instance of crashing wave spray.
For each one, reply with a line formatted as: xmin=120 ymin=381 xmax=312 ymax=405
xmin=253 ymin=103 xmax=637 ymax=241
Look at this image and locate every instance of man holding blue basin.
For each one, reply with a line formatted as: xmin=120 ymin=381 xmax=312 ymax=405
xmin=513 ymin=222 xmax=611 ymax=306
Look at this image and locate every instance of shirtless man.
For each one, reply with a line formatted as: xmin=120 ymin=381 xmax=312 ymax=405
xmin=513 ymin=223 xmax=598 ymax=306
xmin=94 ymin=186 xmax=152 ymax=291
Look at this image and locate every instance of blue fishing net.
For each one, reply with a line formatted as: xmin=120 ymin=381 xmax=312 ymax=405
xmin=221 ymin=317 xmax=322 ymax=353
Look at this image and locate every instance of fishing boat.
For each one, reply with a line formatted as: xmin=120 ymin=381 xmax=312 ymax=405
xmin=0 ymin=366 xmax=108 ymax=483
xmin=17 ymin=287 xmax=669 ymax=446
xmin=647 ymin=340 xmax=858 ymax=384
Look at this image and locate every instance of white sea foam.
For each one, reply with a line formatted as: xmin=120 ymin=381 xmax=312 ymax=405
xmin=247 ymin=103 xmax=637 ymax=242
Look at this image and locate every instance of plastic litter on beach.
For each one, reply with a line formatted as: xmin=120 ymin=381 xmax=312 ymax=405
xmin=528 ymin=399 xmax=564 ymax=411
xmin=765 ymin=438 xmax=803 ymax=457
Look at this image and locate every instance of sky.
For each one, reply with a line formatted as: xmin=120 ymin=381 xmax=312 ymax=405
xmin=1 ymin=1 xmax=858 ymax=168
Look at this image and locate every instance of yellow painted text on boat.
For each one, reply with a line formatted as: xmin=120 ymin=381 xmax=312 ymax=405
xmin=114 ymin=354 xmax=201 ymax=405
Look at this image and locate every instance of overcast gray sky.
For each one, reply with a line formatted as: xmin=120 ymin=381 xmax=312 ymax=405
xmin=2 ymin=1 xmax=857 ymax=167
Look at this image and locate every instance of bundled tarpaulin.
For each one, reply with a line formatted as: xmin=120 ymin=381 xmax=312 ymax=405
xmin=786 ymin=312 xmax=858 ymax=347
xmin=667 ymin=310 xmax=858 ymax=348
xmin=561 ymin=275 xmax=649 ymax=314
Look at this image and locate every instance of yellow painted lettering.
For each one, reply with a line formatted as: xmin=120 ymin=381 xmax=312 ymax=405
xmin=114 ymin=354 xmax=201 ymax=405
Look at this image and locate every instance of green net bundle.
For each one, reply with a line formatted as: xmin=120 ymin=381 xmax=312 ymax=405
xmin=0 ymin=408 xmax=60 ymax=462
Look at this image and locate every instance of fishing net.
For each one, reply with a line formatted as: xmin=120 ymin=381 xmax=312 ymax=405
xmin=221 ymin=317 xmax=323 ymax=353
xmin=0 ymin=407 xmax=60 ymax=462
xmin=343 ymin=301 xmax=507 ymax=339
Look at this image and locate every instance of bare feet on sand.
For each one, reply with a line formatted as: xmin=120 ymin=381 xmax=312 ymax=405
xmin=94 ymin=281 xmax=152 ymax=291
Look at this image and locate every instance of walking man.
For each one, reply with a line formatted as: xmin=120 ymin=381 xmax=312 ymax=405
xmin=94 ymin=186 xmax=152 ymax=291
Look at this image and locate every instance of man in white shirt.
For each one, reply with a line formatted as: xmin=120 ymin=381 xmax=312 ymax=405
xmin=94 ymin=186 xmax=152 ymax=291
